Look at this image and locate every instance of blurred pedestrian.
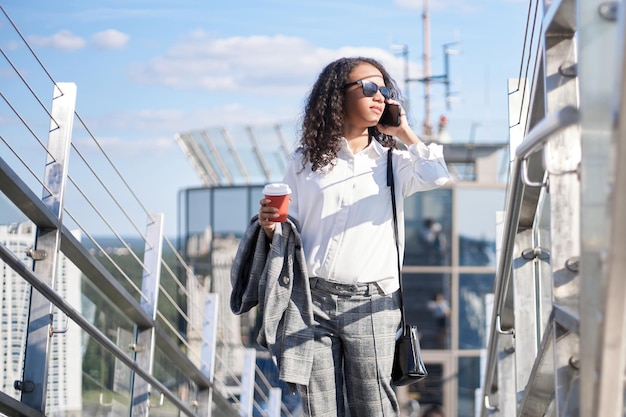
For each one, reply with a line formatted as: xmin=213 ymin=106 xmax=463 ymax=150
xmin=420 ymin=403 xmax=445 ymax=417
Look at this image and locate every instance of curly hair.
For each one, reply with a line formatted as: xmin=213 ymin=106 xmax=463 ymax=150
xmin=298 ymin=57 xmax=401 ymax=172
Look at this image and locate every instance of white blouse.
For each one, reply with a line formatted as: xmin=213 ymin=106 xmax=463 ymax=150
xmin=278 ymin=138 xmax=450 ymax=294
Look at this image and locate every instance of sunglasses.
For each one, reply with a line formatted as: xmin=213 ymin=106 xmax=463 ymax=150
xmin=343 ymin=79 xmax=395 ymax=100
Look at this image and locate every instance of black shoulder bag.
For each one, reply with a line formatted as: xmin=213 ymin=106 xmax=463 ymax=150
xmin=388 ymin=148 xmax=428 ymax=386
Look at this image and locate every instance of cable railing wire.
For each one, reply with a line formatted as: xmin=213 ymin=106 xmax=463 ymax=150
xmin=156 ymin=260 xmax=207 ymax=337
xmin=73 ymin=112 xmax=157 ymax=235
xmin=69 ymin=138 xmax=151 ymax=245
xmin=522 ymin=39 xmax=544 ymax=138
xmin=515 ymin=0 xmax=540 ymax=92
xmin=0 ymin=47 xmax=60 ymax=131
xmin=0 ymin=4 xmax=59 ymax=89
xmin=1 ymin=27 xmax=153 ymax=263
xmin=2 ymin=5 xmax=199 ymax=290
xmin=516 ymin=0 xmax=541 ymax=128
xmin=164 ymin=235 xmax=195 ymax=274
xmin=160 ymin=256 xmax=195 ymax=301
xmin=70 ymin=134 xmax=207 ymax=325
xmin=1 ymin=1 xmax=193 ymax=263
xmin=2 ymin=5 xmax=291 ymax=415
xmin=0 ymin=134 xmax=56 ymax=200
xmin=2 ymin=33 xmax=152 ymax=274
xmin=156 ymin=309 xmax=193 ymax=350
xmin=213 ymin=349 xmax=249 ymax=407
xmin=213 ymin=347 xmax=293 ymax=417
xmin=69 ymin=123 xmax=213 ymax=346
xmin=158 ymin=284 xmax=191 ymax=326
xmin=66 ymin=174 xmax=149 ymax=273
xmin=63 ymin=208 xmax=150 ymax=304
xmin=0 ymin=91 xmax=57 ymax=160
xmin=66 ymin=210 xmax=237 ymax=410
xmin=254 ymin=363 xmax=295 ymax=417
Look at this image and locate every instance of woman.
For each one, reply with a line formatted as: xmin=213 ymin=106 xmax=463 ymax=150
xmin=259 ymin=57 xmax=450 ymax=416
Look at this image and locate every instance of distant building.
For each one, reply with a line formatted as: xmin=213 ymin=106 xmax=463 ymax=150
xmin=176 ymin=123 xmax=509 ymax=417
xmin=0 ymin=221 xmax=83 ymax=416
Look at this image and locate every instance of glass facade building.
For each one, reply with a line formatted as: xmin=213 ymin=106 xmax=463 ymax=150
xmin=177 ymin=124 xmax=508 ymax=417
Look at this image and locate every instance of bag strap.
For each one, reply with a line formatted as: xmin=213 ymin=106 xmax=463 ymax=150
xmin=387 ymin=148 xmax=407 ymax=331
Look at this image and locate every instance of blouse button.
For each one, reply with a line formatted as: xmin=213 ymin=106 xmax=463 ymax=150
xmin=282 ymin=276 xmax=290 ymax=285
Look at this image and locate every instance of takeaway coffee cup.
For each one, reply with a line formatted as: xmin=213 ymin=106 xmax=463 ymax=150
xmin=263 ymin=183 xmax=292 ymax=222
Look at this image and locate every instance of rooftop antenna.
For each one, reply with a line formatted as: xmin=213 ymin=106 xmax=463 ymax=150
xmin=403 ymin=0 xmax=459 ymax=141
xmin=423 ymin=0 xmax=432 ymax=137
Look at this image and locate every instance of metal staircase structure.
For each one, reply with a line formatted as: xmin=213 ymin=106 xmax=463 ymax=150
xmin=0 ymin=7 xmax=294 ymax=415
xmin=0 ymin=84 xmax=296 ymax=417
xmin=479 ymin=0 xmax=626 ymax=416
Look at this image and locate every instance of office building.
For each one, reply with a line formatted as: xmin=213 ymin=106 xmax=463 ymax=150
xmin=176 ymin=124 xmax=508 ymax=416
xmin=0 ymin=222 xmax=83 ymax=417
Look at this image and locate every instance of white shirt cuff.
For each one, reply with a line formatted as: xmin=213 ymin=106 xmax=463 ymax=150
xmin=408 ymin=142 xmax=445 ymax=160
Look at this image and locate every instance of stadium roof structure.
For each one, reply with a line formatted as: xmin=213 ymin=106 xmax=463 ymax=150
xmin=175 ymin=123 xmax=509 ymax=186
xmin=175 ymin=123 xmax=296 ymax=187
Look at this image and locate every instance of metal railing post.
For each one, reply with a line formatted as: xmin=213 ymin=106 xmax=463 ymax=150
xmin=239 ymin=348 xmax=256 ymax=417
xmin=131 ymin=213 xmax=164 ymax=416
xmin=198 ymin=293 xmax=219 ymax=417
xmin=20 ymin=82 xmax=76 ymax=412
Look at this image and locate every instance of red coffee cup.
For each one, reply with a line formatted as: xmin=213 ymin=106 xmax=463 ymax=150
xmin=263 ymin=183 xmax=292 ymax=222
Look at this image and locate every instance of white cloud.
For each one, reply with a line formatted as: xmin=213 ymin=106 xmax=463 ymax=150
xmin=3 ymin=40 xmax=20 ymax=51
xmin=91 ymin=29 xmax=130 ymax=50
xmin=128 ymin=33 xmax=409 ymax=95
xmin=28 ymin=30 xmax=86 ymax=52
xmin=97 ymin=105 xmax=295 ymax=137
xmin=75 ymin=134 xmax=175 ymax=157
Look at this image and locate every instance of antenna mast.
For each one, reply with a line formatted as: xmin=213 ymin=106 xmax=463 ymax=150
xmin=398 ymin=1 xmax=457 ymax=142
xmin=423 ymin=0 xmax=432 ymax=137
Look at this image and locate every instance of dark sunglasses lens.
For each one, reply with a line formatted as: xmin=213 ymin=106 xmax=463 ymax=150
xmin=362 ymin=81 xmax=392 ymax=99
xmin=362 ymin=82 xmax=378 ymax=97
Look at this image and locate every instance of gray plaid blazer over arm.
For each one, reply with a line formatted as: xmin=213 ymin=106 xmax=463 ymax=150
xmin=230 ymin=215 xmax=314 ymax=385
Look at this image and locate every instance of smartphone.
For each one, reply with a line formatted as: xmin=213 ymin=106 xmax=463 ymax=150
xmin=379 ymin=103 xmax=401 ymax=126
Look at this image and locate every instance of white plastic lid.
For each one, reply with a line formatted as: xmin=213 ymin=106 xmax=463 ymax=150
xmin=263 ymin=183 xmax=292 ymax=195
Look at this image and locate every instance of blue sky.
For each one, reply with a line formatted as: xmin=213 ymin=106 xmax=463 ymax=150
xmin=0 ymin=0 xmax=528 ymax=237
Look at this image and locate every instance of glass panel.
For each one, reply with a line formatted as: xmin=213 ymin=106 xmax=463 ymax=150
xmin=184 ymin=189 xmax=212 ymax=279
xmin=151 ymin=347 xmax=198 ymax=416
xmin=459 ymin=273 xmax=494 ymax=349
xmin=457 ymin=188 xmax=505 ymax=266
xmin=249 ymin=186 xmax=264 ymax=221
xmin=81 ymin=277 xmax=136 ymax=347
xmin=404 ymin=188 xmax=453 ymax=266
xmin=534 ymin=190 xmax=553 ymax=327
xmin=157 ymin=271 xmax=188 ymax=344
xmin=457 ymin=356 xmax=481 ymax=417
xmin=402 ymin=273 xmax=451 ymax=349
xmin=408 ymin=362 xmax=443 ymax=409
xmin=187 ymin=188 xmax=212 ymax=235
xmin=0 ymin=192 xmax=30 ymax=226
xmin=213 ymin=188 xmax=251 ymax=236
xmin=81 ymin=342 xmax=132 ymax=416
xmin=182 ymin=185 xmax=264 ymax=292
xmin=1 ymin=220 xmax=34 ymax=402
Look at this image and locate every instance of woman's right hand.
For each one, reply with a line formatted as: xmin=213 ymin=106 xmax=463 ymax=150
xmin=259 ymin=198 xmax=278 ymax=238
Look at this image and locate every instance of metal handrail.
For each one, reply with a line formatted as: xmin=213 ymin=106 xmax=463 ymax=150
xmin=480 ymin=105 xmax=579 ymax=415
xmin=0 ymin=243 xmax=201 ymax=417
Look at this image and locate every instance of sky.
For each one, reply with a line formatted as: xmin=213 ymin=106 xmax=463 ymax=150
xmin=0 ymin=0 xmax=529 ymax=238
